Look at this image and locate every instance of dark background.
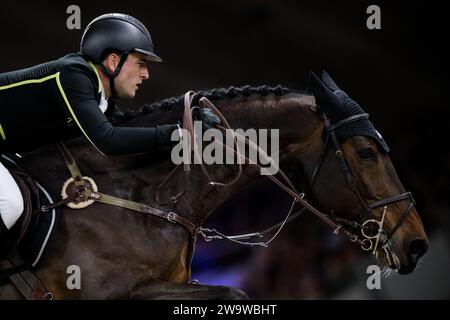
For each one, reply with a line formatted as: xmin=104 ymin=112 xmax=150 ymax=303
xmin=1 ymin=0 xmax=448 ymax=299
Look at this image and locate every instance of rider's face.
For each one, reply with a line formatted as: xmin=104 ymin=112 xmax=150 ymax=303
xmin=114 ymin=52 xmax=150 ymax=99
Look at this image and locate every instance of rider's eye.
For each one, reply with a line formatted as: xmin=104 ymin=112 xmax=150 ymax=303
xmin=357 ymin=148 xmax=377 ymax=160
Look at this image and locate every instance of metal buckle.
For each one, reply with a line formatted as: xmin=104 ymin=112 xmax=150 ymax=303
xmin=167 ymin=212 xmax=177 ymax=223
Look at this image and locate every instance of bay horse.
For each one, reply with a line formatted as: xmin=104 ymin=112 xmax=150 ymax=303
xmin=0 ymin=72 xmax=429 ymax=299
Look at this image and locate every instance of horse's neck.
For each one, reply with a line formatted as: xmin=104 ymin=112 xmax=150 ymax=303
xmin=186 ymin=93 xmax=323 ymax=223
xmin=213 ymin=93 xmax=318 ymax=133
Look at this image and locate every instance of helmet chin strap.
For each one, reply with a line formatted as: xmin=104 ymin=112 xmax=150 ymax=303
xmin=99 ymin=51 xmax=130 ymax=99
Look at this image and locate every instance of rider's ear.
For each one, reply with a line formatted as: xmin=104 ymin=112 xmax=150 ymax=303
xmin=105 ymin=53 xmax=119 ymax=72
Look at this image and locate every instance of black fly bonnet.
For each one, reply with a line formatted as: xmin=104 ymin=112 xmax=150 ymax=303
xmin=309 ymin=71 xmax=389 ymax=152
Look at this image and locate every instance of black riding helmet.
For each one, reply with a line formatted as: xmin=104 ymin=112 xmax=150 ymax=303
xmin=80 ymin=13 xmax=162 ymax=98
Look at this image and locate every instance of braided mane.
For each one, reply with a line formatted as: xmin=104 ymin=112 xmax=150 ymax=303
xmin=118 ymin=85 xmax=292 ymax=122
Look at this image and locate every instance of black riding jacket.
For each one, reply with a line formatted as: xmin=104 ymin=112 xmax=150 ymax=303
xmin=0 ymin=53 xmax=177 ymax=155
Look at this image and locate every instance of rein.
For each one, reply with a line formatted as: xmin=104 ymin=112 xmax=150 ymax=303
xmin=157 ymin=92 xmax=375 ymax=248
xmin=47 ymin=91 xmax=415 ymax=260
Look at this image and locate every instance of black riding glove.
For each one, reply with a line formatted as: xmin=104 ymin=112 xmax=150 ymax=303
xmin=192 ymin=107 xmax=221 ymax=130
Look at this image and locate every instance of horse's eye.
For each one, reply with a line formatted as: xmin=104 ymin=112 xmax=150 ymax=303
xmin=357 ymin=148 xmax=377 ymax=160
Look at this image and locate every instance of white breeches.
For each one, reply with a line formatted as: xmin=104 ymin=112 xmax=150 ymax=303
xmin=0 ymin=161 xmax=24 ymax=229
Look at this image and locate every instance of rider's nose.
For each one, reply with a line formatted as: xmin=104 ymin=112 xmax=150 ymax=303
xmin=408 ymin=237 xmax=429 ymax=265
xmin=142 ymin=66 xmax=149 ymax=80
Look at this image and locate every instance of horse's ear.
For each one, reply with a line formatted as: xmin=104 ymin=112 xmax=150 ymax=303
xmin=309 ymin=71 xmax=343 ymax=115
xmin=309 ymin=71 xmax=321 ymax=86
xmin=309 ymin=71 xmax=331 ymax=94
xmin=321 ymin=70 xmax=341 ymax=91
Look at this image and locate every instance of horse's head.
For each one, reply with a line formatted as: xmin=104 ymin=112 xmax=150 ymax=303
xmin=304 ymin=71 xmax=428 ymax=274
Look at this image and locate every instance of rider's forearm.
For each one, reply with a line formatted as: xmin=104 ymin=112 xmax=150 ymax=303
xmin=92 ymin=123 xmax=179 ymax=155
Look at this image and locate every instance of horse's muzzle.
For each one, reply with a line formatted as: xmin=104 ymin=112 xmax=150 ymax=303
xmin=398 ymin=237 xmax=429 ymax=274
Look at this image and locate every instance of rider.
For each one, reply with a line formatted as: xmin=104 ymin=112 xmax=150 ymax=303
xmin=0 ymin=13 xmax=219 ymax=240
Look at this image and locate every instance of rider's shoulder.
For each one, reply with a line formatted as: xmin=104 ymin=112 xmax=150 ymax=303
xmin=56 ymin=53 xmax=100 ymax=88
xmin=57 ymin=53 xmax=95 ymax=73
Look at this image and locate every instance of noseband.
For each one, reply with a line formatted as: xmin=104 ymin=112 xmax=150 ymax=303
xmin=308 ymin=112 xmax=416 ymax=253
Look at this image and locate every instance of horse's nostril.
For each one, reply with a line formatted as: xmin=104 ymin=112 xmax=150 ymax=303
xmin=409 ymin=238 xmax=429 ymax=261
xmin=399 ymin=238 xmax=429 ymax=274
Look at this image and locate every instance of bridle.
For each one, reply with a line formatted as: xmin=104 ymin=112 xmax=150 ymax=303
xmin=306 ymin=111 xmax=416 ymax=258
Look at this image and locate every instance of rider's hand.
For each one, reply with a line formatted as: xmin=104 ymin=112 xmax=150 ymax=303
xmin=192 ymin=108 xmax=221 ymax=131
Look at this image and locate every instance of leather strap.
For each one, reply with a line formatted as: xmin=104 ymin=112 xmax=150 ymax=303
xmin=56 ymin=142 xmax=199 ymax=237
xmin=89 ymin=192 xmax=198 ymax=235
xmin=367 ymin=192 xmax=413 ymax=210
xmin=329 ymin=113 xmax=369 ymax=131
xmin=0 ymin=254 xmax=53 ymax=300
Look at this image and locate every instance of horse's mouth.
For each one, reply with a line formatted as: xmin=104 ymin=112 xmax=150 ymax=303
xmin=373 ymin=238 xmax=401 ymax=273
xmin=373 ymin=236 xmax=427 ymax=275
